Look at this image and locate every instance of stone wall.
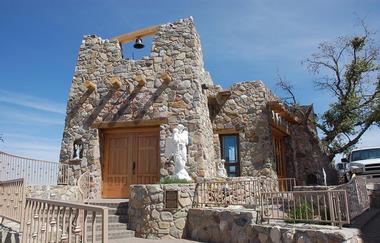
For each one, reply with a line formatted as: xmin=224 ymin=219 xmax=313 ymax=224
xmin=128 ymin=184 xmax=196 ymax=239
xmin=211 ymin=81 xmax=278 ymax=176
xmin=334 ymin=176 xmax=369 ymax=219
xmin=59 ymin=17 xmax=217 ymax=193
xmin=289 ymin=106 xmax=336 ymax=185
xmin=26 ymin=185 xmax=79 ymax=201
xmin=186 ymin=208 xmax=362 ymax=243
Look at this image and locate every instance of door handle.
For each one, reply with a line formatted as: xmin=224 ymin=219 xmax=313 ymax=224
xmin=132 ymin=161 xmax=136 ymax=175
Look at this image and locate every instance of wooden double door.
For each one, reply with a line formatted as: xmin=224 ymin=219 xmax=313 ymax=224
xmin=102 ymin=127 xmax=160 ymax=198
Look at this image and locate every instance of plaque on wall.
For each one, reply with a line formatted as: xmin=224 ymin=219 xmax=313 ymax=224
xmin=165 ymin=190 xmax=179 ymax=209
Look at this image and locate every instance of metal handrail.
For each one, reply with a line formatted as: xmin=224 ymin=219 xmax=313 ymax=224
xmin=260 ymin=189 xmax=350 ymax=227
xmin=195 ymin=177 xmax=296 ymax=207
xmin=0 ymin=151 xmax=60 ymax=185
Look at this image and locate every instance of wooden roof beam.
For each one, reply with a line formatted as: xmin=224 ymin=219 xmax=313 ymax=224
xmin=208 ymin=90 xmax=231 ymax=106
xmin=112 ymin=25 xmax=159 ymax=44
xmin=267 ymin=100 xmax=300 ymax=124
xmin=84 ymin=81 xmax=96 ymax=91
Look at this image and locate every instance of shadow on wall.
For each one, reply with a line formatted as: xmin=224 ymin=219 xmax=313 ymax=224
xmin=66 ymin=89 xmax=94 ymax=124
xmin=84 ymin=89 xmax=116 ymax=129
xmin=134 ymin=82 xmax=169 ymax=121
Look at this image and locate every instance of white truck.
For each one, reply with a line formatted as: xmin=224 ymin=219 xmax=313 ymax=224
xmin=341 ymin=147 xmax=380 ymax=182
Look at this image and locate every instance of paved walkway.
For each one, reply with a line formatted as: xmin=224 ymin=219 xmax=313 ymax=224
xmin=349 ymin=208 xmax=380 ymax=243
xmin=360 ymin=210 xmax=380 ymax=243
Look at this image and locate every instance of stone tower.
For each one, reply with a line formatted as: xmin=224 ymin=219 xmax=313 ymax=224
xmin=59 ymin=17 xmax=217 ymax=197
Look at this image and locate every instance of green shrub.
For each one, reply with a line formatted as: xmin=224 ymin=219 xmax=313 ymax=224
xmin=159 ymin=176 xmax=191 ymax=184
xmin=288 ymin=202 xmax=313 ymax=221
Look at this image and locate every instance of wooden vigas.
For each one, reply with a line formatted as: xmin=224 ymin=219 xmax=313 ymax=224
xmin=112 ymin=25 xmax=159 ymax=44
xmin=84 ymin=80 xmax=96 ymax=91
xmin=108 ymin=77 xmax=122 ymax=89
xmin=135 ymin=74 xmax=146 ymax=86
xmin=102 ymin=127 xmax=160 ymax=198
xmin=161 ymin=72 xmax=172 ymax=83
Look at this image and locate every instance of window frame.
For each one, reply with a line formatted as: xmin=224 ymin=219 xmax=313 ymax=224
xmin=219 ymin=134 xmax=240 ymax=177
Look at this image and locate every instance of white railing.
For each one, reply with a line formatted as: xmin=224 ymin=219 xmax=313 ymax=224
xmin=0 ymin=178 xmax=109 ymax=242
xmin=0 ymin=178 xmax=25 ymax=223
xmin=0 ymin=151 xmax=60 ymax=185
xmin=21 ymin=198 xmax=109 ymax=243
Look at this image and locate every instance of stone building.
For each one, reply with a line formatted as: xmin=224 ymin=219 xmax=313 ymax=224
xmin=59 ymin=17 xmax=332 ymax=199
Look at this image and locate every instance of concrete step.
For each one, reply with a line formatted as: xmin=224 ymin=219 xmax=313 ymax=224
xmin=87 ymin=229 xmax=135 ymax=241
xmin=87 ymin=199 xmax=129 ymax=209
xmin=94 ymin=213 xmax=129 ymax=223
xmin=87 ymin=221 xmax=129 ymax=231
xmin=108 ymin=207 xmax=129 ymax=216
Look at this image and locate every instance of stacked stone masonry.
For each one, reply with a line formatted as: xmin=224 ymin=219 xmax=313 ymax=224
xmin=187 ymin=208 xmax=362 ymax=243
xmin=59 ymin=17 xmax=332 ymax=198
xmin=128 ymin=184 xmax=195 ymax=239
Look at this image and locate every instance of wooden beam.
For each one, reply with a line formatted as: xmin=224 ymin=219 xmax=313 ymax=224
xmin=84 ymin=81 xmax=96 ymax=91
xmin=216 ymin=91 xmax=231 ymax=105
xmin=111 ymin=25 xmax=159 ymax=44
xmin=267 ymin=100 xmax=300 ymax=124
xmin=108 ymin=77 xmax=122 ymax=89
xmin=208 ymin=90 xmax=231 ymax=106
xmin=213 ymin=128 xmax=240 ymax=134
xmin=161 ymin=72 xmax=172 ymax=83
xmin=135 ymin=74 xmax=146 ymax=86
xmin=92 ymin=118 xmax=168 ymax=129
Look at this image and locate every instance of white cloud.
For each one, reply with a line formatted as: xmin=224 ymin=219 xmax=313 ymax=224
xmin=0 ymin=141 xmax=60 ymax=161
xmin=0 ymin=108 xmax=64 ymax=126
xmin=0 ymin=89 xmax=66 ymax=114
xmin=0 ymin=136 xmax=62 ymax=163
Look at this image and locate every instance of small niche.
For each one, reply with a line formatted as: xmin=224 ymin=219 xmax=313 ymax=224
xmin=164 ymin=189 xmax=179 ymax=209
xmin=73 ymin=139 xmax=83 ymax=159
xmin=121 ymin=36 xmax=154 ymax=60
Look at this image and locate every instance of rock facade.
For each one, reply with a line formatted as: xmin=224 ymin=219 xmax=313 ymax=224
xmin=59 ymin=17 xmax=333 ymax=198
xmin=59 ymin=18 xmax=216 ymax=193
xmin=334 ymin=176 xmax=369 ymax=219
xmin=289 ymin=106 xmax=337 ymax=185
xmin=128 ymin=184 xmax=195 ymax=239
xmin=211 ymin=81 xmax=278 ymax=175
xmin=26 ymin=185 xmax=79 ymax=201
xmin=187 ymin=208 xmax=362 ymax=243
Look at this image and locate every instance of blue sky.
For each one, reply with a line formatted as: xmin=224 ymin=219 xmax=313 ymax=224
xmin=0 ymin=0 xmax=379 ymax=161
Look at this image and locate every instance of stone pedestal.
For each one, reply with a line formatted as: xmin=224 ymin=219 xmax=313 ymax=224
xmin=128 ymin=184 xmax=196 ymax=239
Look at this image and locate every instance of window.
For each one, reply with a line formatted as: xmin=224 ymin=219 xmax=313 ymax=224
xmin=220 ymin=134 xmax=240 ymax=177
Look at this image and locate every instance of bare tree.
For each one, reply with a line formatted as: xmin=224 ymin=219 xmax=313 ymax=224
xmin=278 ymin=23 xmax=380 ymax=160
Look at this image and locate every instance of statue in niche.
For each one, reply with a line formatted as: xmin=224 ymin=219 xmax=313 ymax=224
xmin=73 ymin=139 xmax=83 ymax=159
xmin=217 ymin=159 xmax=227 ymax=178
xmin=165 ymin=124 xmax=192 ymax=181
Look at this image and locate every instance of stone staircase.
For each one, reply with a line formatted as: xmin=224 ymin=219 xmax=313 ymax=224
xmin=87 ymin=199 xmax=135 ymax=241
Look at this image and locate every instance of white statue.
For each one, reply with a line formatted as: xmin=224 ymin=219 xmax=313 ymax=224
xmin=165 ymin=124 xmax=192 ymax=181
xmin=73 ymin=143 xmax=82 ymax=159
xmin=322 ymin=168 xmax=327 ymax=186
xmin=217 ymin=159 xmax=227 ymax=178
